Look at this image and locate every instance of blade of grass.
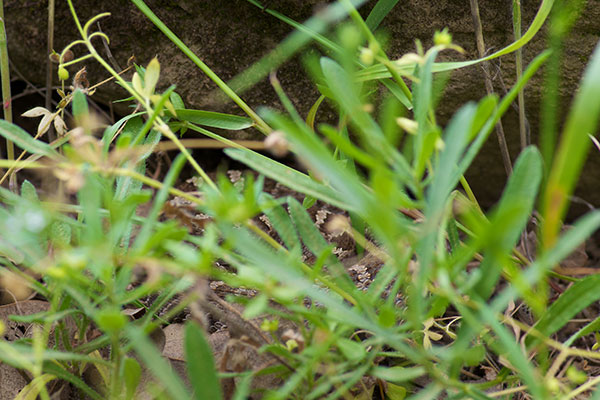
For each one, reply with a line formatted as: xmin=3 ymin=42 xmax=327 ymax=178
xmin=173 ymin=109 xmax=253 ymax=130
xmin=133 ymin=153 xmax=186 ymax=253
xmin=526 ymin=275 xmax=600 ymax=348
xmin=0 ymin=120 xmax=60 ymax=160
xmin=185 ymin=322 xmax=223 ymax=400
xmin=126 ymin=325 xmax=192 ymax=400
xmin=541 ymin=40 xmax=600 ymax=248
xmin=365 ymin=0 xmax=400 ymax=31
xmin=225 ymin=147 xmax=356 ymax=211
xmin=0 ymin=0 xmax=14 ymax=160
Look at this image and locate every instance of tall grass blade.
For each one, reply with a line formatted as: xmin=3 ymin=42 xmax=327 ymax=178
xmin=542 ymin=40 xmax=600 ymax=247
xmin=0 ymin=120 xmax=59 ymax=159
xmin=127 ymin=326 xmax=192 ymax=400
xmin=185 ymin=322 xmax=223 ymax=400
xmin=365 ymin=0 xmax=400 ymax=31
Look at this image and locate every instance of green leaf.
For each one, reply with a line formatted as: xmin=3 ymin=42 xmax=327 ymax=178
xmin=474 ymin=147 xmax=542 ymax=299
xmin=412 ymin=103 xmax=476 ymax=324
xmin=72 ymin=89 xmax=89 ymax=120
xmin=481 ymin=212 xmax=600 ymax=325
xmin=412 ymin=50 xmax=438 ymax=179
xmin=170 ymin=91 xmax=185 ymax=109
xmin=288 ymin=197 xmax=329 ymax=257
xmin=50 ymin=221 xmax=72 ymax=247
xmin=365 ymin=0 xmax=400 ymax=31
xmin=260 ymin=194 xmax=299 ymax=250
xmin=174 ymin=109 xmax=253 ymax=130
xmin=127 ymin=325 xmax=191 ymax=400
xmin=385 ymin=383 xmax=407 ymax=400
xmin=527 ymin=275 xmax=600 ymax=348
xmin=20 ymin=180 xmax=38 ymax=202
xmin=337 ymin=338 xmax=366 ymax=362
xmin=462 ymin=344 xmax=487 ymax=366
xmin=564 ymin=315 xmax=600 ymax=348
xmin=43 ymin=361 xmax=103 ymax=400
xmin=101 ymin=112 xmax=145 ymax=152
xmin=185 ymin=322 xmax=224 ymax=400
xmin=320 ymin=57 xmax=400 ymax=168
xmin=220 ymin=224 xmax=370 ymax=328
xmin=15 ymin=374 xmax=56 ymax=400
xmin=122 ymin=357 xmax=142 ymax=400
xmin=95 ymin=308 xmax=127 ymax=334
xmin=0 ymin=120 xmax=59 ymax=159
xmin=225 ymin=148 xmax=355 ymax=211
xmin=542 ymin=40 xmax=600 ymax=246
xmin=370 ymin=366 xmax=426 ymax=383
xmin=144 ymin=57 xmax=161 ymax=97
xmin=78 ymin=174 xmax=104 ymax=245
xmin=133 ymin=153 xmax=187 ymax=253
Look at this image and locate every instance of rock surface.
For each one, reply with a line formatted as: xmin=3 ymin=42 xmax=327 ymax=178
xmin=4 ymin=0 xmax=600 ymax=212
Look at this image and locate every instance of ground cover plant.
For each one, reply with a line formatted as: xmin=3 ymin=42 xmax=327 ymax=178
xmin=0 ymin=0 xmax=599 ymax=398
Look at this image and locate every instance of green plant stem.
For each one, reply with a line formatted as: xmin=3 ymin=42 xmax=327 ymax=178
xmin=0 ymin=0 xmax=13 ymax=160
xmin=109 ymin=334 xmax=122 ymax=398
xmin=513 ymin=0 xmax=528 ymax=149
xmin=130 ymin=0 xmax=271 ymax=135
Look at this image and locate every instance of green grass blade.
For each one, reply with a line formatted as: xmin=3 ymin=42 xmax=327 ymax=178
xmin=225 ymin=148 xmax=356 ymax=212
xmin=43 ymin=362 xmax=103 ymax=400
xmin=474 ymin=147 xmax=542 ymax=299
xmin=0 ymin=120 xmax=59 ymax=159
xmin=319 ymin=57 xmax=411 ymax=176
xmin=14 ymin=374 xmax=56 ymax=400
xmin=412 ymin=49 xmax=438 ymax=178
xmin=491 ymin=211 xmax=600 ymax=313
xmin=411 ymin=103 xmax=476 ymax=326
xmin=542 ymin=40 xmax=600 ymax=247
xmin=221 ymin=223 xmax=369 ymax=326
xmin=133 ymin=153 xmax=186 ymax=253
xmin=287 ymin=197 xmax=330 ymax=257
xmin=245 ymin=0 xmax=343 ymax=54
xmin=527 ymin=275 xmax=600 ymax=348
xmin=454 ymin=50 xmax=550 ymax=183
xmin=174 ymin=109 xmax=253 ymax=130
xmin=185 ymin=322 xmax=223 ymax=400
xmin=126 ymin=326 xmax=192 ymax=400
xmin=365 ymin=0 xmax=400 ymax=31
xmin=260 ymin=194 xmax=300 ymax=250
xmin=564 ymin=316 xmax=600 ymax=348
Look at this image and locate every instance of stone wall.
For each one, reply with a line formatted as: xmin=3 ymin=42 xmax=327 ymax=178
xmin=4 ymin=0 xmax=600 ymax=212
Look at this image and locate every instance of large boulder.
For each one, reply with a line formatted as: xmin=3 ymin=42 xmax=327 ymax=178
xmin=4 ymin=0 xmax=599 ymax=212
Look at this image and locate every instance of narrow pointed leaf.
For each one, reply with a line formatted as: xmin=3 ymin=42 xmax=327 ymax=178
xmin=185 ymin=322 xmax=223 ymax=400
xmin=174 ymin=109 xmax=253 ymax=130
xmin=0 ymin=120 xmax=59 ymax=159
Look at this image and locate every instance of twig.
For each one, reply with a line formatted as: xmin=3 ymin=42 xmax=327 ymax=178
xmin=45 ymin=0 xmax=56 ymax=142
xmin=469 ymin=0 xmax=512 ymax=176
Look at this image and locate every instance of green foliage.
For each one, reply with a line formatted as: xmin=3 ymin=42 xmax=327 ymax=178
xmin=0 ymin=0 xmax=599 ymax=399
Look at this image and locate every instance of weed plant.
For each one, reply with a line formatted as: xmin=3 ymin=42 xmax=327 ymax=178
xmin=0 ymin=0 xmax=599 ymax=399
